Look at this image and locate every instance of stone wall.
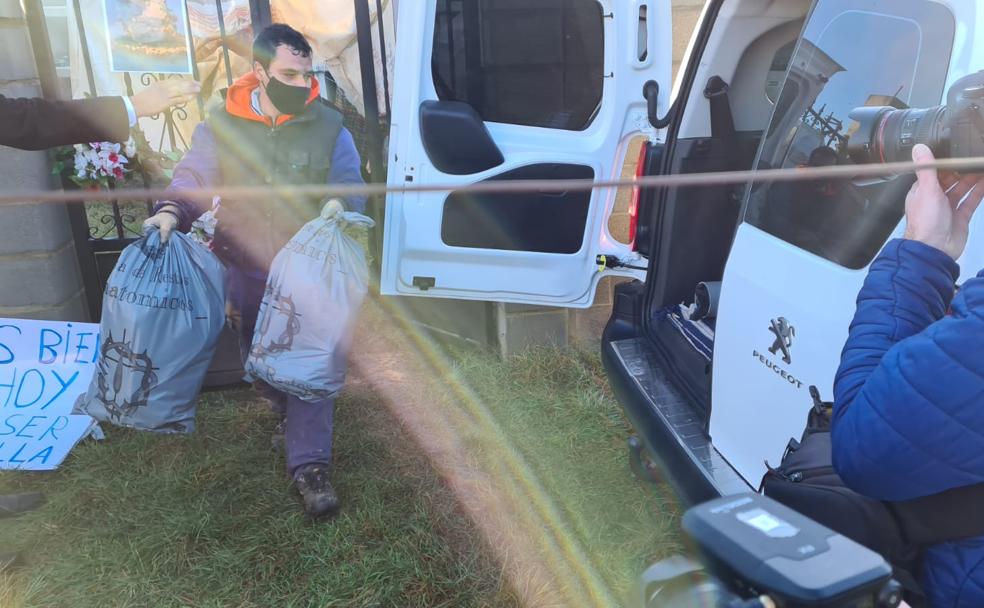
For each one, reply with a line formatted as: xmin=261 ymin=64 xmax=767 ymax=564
xmin=0 ymin=0 xmax=88 ymax=322
xmin=669 ymin=0 xmax=708 ymax=81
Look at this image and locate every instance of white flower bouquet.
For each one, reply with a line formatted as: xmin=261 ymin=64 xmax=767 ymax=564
xmin=55 ymin=138 xmax=137 ymax=190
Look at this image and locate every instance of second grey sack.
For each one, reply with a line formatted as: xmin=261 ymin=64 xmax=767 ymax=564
xmin=245 ymin=210 xmax=373 ymax=402
xmin=75 ymin=229 xmax=226 ymax=433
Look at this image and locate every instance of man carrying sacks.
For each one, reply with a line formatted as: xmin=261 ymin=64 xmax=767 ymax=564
xmin=144 ymin=24 xmax=367 ymax=518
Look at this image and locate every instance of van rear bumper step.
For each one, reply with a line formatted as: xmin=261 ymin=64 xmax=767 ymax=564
xmin=603 ymin=337 xmax=751 ymax=506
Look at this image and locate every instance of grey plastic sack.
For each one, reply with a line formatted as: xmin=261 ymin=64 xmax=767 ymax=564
xmin=245 ymin=210 xmax=374 ymax=402
xmin=75 ymin=229 xmax=225 ymax=433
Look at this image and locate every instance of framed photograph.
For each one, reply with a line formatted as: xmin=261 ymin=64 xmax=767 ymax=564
xmin=103 ymin=0 xmax=194 ymax=74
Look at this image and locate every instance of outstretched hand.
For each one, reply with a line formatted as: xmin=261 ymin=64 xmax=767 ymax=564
xmin=130 ymin=80 xmax=201 ymax=118
xmin=904 ymin=144 xmax=984 ymax=260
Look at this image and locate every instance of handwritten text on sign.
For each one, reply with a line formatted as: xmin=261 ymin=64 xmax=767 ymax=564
xmin=0 ymin=318 xmax=98 ymax=470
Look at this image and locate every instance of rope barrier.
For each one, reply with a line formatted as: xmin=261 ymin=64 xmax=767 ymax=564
xmin=4 ymin=156 xmax=984 ymax=207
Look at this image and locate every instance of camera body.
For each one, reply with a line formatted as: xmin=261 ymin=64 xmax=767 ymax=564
xmin=641 ymin=493 xmax=903 ymax=608
xmin=848 ymin=70 xmax=984 ymax=164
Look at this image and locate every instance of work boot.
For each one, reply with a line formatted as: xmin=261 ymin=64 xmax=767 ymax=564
xmin=294 ymin=465 xmax=339 ymax=518
xmin=0 ymin=492 xmax=44 ymax=518
xmin=270 ymin=416 xmax=287 ymax=451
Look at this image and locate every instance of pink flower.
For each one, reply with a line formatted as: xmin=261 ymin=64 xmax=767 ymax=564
xmin=108 ymin=153 xmax=119 ymax=164
xmin=113 ymin=167 xmax=124 ymax=179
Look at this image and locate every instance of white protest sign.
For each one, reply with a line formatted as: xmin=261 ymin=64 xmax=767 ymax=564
xmin=0 ymin=318 xmax=98 ymax=470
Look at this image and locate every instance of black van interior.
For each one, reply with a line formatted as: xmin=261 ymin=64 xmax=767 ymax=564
xmin=603 ymin=0 xmax=812 ymax=504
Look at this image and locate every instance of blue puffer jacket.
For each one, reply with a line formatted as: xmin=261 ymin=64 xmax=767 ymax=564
xmin=834 ymin=238 xmax=984 ymax=608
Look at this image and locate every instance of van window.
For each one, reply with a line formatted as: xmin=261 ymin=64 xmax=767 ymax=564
xmin=744 ymin=0 xmax=954 ymax=269
xmin=431 ymin=0 xmax=605 ymax=131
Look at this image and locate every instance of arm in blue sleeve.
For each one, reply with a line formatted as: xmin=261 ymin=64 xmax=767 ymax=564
xmin=831 ymin=238 xmax=984 ymax=500
xmin=328 ymin=128 xmax=367 ymax=214
xmin=154 ymin=122 xmax=221 ymax=232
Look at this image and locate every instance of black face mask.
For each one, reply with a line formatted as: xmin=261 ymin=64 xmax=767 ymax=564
xmin=264 ymin=72 xmax=309 ymax=115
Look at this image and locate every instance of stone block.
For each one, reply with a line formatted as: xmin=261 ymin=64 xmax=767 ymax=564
xmin=0 ymin=143 xmax=55 ymax=190
xmin=610 ymin=137 xmax=643 ymax=246
xmin=0 ymin=0 xmax=24 ymax=20
xmin=399 ymin=297 xmax=496 ymax=348
xmin=0 ymin=79 xmax=41 ymax=102
xmin=609 ymin=213 xmax=631 ymax=244
xmin=0 ymin=290 xmax=87 ymax=322
xmin=502 ymin=302 xmax=556 ymax=314
xmin=612 ymin=186 xmax=632 ymax=215
xmin=620 ymin=137 xmax=644 ymax=179
xmin=497 ymin=305 xmax=569 ymax=357
xmin=595 ymin=276 xmax=619 ymax=307
xmin=570 ymin=305 xmax=612 ymax=349
xmin=0 ymin=25 xmax=39 ymax=82
xmin=495 ymin=275 xmax=629 ymax=356
xmin=0 ymin=202 xmax=72 ymax=255
xmin=671 ymin=6 xmax=704 ymax=66
xmin=569 ymin=276 xmax=638 ymax=347
xmin=0 ymin=244 xmax=83 ymax=308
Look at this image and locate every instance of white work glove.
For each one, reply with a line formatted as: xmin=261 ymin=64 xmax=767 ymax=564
xmin=143 ymin=203 xmax=181 ymax=243
xmin=321 ymin=198 xmax=345 ymax=220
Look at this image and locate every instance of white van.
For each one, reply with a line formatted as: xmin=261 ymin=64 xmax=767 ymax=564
xmin=381 ymin=0 xmax=984 ymax=507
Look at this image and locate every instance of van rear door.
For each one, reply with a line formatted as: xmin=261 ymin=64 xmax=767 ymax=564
xmin=381 ymin=0 xmax=672 ymax=308
xmin=710 ymin=0 xmax=957 ymax=486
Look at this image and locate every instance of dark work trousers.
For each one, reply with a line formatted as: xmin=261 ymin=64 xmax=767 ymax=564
xmin=226 ymin=267 xmax=335 ymax=479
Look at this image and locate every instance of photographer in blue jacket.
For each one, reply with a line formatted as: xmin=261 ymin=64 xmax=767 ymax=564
xmin=834 ymin=143 xmax=984 ymax=607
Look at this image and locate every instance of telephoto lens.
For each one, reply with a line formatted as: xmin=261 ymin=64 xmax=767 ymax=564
xmin=847 ymin=105 xmax=949 ymax=164
xmin=847 ymin=70 xmax=984 ymax=165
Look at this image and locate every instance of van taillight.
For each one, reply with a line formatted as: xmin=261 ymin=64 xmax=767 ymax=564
xmin=629 ymin=141 xmax=648 ymax=250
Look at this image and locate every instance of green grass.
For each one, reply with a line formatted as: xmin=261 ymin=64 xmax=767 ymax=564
xmin=0 ymin=387 xmax=518 ymax=608
xmin=444 ymin=346 xmax=683 ymax=603
xmin=0 ymin=313 xmax=681 ymax=607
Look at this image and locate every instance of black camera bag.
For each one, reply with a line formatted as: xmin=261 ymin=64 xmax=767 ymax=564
xmin=761 ymin=388 xmax=984 ymax=598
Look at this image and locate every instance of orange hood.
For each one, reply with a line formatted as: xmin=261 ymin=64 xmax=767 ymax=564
xmin=225 ymin=72 xmax=321 ymax=127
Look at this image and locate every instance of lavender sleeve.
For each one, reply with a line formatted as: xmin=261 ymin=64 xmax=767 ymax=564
xmin=154 ymin=122 xmax=221 ymax=231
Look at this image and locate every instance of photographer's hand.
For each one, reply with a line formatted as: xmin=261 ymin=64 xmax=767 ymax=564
xmin=904 ymin=144 xmax=984 ymax=259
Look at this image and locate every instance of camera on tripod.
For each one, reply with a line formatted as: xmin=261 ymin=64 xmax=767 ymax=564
xmin=641 ymin=493 xmax=903 ymax=608
xmin=848 ymin=70 xmax=984 ymax=165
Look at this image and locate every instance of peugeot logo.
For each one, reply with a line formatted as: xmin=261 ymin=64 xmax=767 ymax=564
xmin=768 ymin=317 xmax=795 ymax=365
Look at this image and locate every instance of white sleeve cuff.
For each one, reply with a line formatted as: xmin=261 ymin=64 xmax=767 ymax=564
xmin=122 ymin=96 xmax=137 ymax=127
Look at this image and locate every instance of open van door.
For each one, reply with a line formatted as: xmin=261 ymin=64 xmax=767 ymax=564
xmin=381 ymin=0 xmax=672 ymax=308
